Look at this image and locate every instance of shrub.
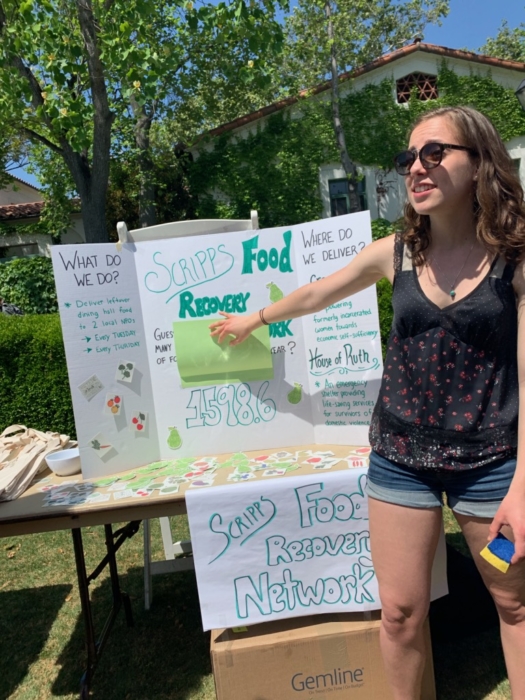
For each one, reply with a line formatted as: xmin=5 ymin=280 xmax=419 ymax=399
xmin=0 ymin=256 xmax=58 ymax=314
xmin=0 ymin=314 xmax=75 ymax=437
xmin=371 ymin=217 xmax=394 ymax=241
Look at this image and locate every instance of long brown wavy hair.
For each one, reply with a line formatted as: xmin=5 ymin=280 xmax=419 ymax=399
xmin=402 ymin=106 xmax=525 ymax=266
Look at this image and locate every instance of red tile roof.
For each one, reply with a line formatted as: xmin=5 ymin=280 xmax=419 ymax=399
xmin=0 ymin=201 xmax=44 ymax=221
xmin=205 ymin=41 xmax=525 ymax=139
xmin=0 ymin=198 xmax=81 ymax=222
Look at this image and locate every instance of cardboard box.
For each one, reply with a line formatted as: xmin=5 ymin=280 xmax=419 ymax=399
xmin=211 ymin=612 xmax=436 ymax=700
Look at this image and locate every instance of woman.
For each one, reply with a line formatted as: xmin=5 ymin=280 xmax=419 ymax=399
xmin=210 ymin=106 xmax=525 ymax=699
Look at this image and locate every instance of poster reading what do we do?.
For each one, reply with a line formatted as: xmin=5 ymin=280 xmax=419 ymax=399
xmin=51 ymin=211 xmax=383 ymax=479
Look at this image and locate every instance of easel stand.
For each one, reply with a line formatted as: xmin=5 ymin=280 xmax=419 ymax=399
xmin=143 ymin=519 xmax=194 ymax=610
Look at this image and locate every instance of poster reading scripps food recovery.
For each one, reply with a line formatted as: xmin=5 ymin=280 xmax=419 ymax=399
xmin=52 ymin=212 xmax=383 ymax=478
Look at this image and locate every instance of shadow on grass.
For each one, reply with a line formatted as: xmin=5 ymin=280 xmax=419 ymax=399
xmin=430 ymin=544 xmax=506 ymax=700
xmin=52 ymin=565 xmax=211 ymax=700
xmin=1 ymin=535 xmax=507 ymax=700
xmin=0 ymin=584 xmax=72 ymax=700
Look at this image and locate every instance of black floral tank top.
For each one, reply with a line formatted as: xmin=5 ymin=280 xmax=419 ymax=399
xmin=369 ymin=234 xmax=518 ymax=470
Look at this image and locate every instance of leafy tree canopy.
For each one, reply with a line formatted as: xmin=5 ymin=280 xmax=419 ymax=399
xmin=280 ymin=0 xmax=449 ymax=92
xmin=479 ymin=19 xmax=525 ymax=63
xmin=0 ymin=0 xmax=288 ymax=240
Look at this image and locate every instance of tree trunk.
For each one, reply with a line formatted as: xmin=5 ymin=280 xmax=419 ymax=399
xmin=56 ymin=142 xmax=111 ymax=243
xmin=69 ymin=0 xmax=114 ymax=242
xmin=131 ymin=96 xmax=156 ymax=228
xmin=325 ymin=1 xmax=360 ymax=213
xmin=76 ymin=188 xmax=112 ymax=243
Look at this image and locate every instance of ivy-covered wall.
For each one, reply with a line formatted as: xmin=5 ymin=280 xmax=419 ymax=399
xmin=190 ymin=64 xmax=525 ymax=228
xmin=192 ymin=104 xmax=338 ymax=228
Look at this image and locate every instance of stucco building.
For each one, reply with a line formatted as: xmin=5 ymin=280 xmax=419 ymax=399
xmin=195 ymin=39 xmax=525 ymax=223
xmin=0 ymin=175 xmax=85 ymax=259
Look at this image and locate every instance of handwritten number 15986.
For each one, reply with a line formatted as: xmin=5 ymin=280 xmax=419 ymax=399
xmin=186 ymin=381 xmax=276 ymax=428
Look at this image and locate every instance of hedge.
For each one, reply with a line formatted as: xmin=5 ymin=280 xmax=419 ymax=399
xmin=0 ymin=314 xmax=75 ymax=438
xmin=0 ymin=256 xmax=58 ymax=315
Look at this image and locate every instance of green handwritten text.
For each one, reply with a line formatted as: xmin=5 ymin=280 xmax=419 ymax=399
xmin=179 ymin=290 xmax=250 ymax=318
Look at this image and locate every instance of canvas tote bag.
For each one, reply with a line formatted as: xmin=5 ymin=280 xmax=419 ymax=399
xmin=0 ymin=425 xmax=77 ymax=501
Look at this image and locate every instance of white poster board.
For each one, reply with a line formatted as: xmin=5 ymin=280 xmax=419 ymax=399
xmin=186 ymin=469 xmax=448 ymax=630
xmin=51 ymin=212 xmax=383 ymax=478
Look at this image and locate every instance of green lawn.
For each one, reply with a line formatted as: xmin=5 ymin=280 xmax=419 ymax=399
xmin=0 ymin=511 xmax=510 ymax=700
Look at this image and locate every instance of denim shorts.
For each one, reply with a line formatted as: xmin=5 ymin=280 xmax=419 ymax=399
xmin=365 ymin=450 xmax=516 ymax=518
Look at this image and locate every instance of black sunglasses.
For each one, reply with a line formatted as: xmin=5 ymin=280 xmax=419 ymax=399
xmin=394 ymin=142 xmax=477 ymax=176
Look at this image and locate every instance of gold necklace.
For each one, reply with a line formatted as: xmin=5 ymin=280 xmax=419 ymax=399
xmin=427 ymin=241 xmax=476 ymax=299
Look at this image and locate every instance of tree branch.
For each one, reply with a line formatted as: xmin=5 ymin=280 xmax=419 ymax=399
xmin=0 ymin=3 xmax=50 ymax=118
xmin=75 ymin=0 xmax=114 ymax=187
xmin=76 ymin=0 xmax=112 ymax=123
xmin=325 ymin=0 xmax=359 ymax=211
xmin=20 ymin=126 xmax=64 ymax=155
xmin=6 ymin=157 xmax=29 ymax=171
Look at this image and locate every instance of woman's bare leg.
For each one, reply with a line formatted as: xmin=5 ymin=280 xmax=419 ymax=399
xmin=368 ymin=497 xmax=442 ymax=700
xmin=455 ymin=514 xmax=525 ymax=699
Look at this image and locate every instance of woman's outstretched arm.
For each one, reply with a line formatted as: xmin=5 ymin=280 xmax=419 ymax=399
xmin=209 ymin=233 xmax=395 ymax=345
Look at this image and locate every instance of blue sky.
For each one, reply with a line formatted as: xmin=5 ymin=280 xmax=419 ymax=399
xmin=9 ymin=0 xmax=525 ymax=189
xmin=422 ymin=0 xmax=524 ymax=50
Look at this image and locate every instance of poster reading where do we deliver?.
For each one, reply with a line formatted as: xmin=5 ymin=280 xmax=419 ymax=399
xmin=51 ymin=212 xmax=383 ymax=479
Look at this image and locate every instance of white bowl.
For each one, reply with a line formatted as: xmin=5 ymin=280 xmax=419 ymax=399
xmin=45 ymin=448 xmax=81 ymax=477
